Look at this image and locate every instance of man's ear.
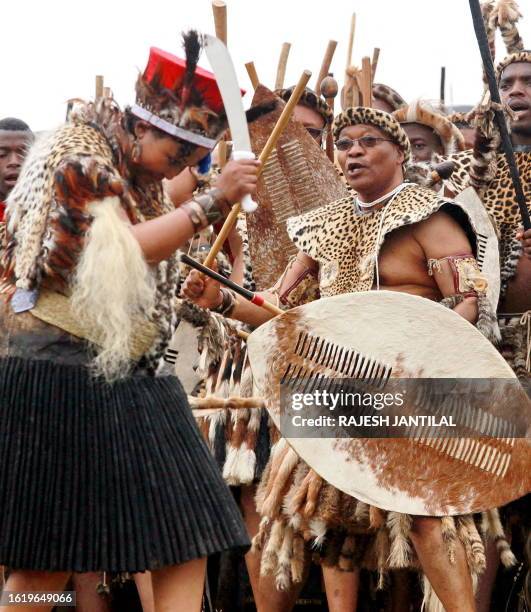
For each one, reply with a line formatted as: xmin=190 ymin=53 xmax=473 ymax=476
xmin=396 ymin=146 xmax=405 ymax=166
xmin=134 ymin=120 xmax=149 ymax=139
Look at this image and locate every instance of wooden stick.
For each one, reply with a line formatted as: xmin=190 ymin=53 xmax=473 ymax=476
xmin=371 ymin=48 xmax=380 ymax=81
xmin=351 ymin=73 xmax=361 ymax=106
xmin=315 ymin=40 xmax=338 ymax=95
xmin=95 ymin=75 xmax=104 ymax=101
xmin=245 ymin=61 xmax=260 ymax=90
xmin=103 ymin=87 xmax=111 ymax=99
xmin=258 ymin=69 xmax=311 ymax=163
xmin=320 ymin=75 xmax=338 ymax=162
xmin=440 ymin=66 xmax=446 ymax=105
xmin=189 ymin=396 xmax=264 ymax=410
xmin=212 ymin=0 xmax=227 ymax=44
xmin=211 ymin=2 xmax=228 ymax=169
xmin=217 ymin=140 xmax=228 ymax=168
xmin=274 ymin=42 xmax=291 ymax=90
xmin=203 ymin=70 xmax=312 ymax=268
xmin=361 ymin=57 xmax=372 ymax=107
xmin=345 ymin=14 xmax=356 ymax=73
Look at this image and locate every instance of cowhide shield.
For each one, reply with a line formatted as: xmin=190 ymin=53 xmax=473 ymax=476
xmin=247 ymin=86 xmax=349 ymax=290
xmin=246 ymin=291 xmax=531 ymax=516
xmin=454 ymin=186 xmax=501 ymax=313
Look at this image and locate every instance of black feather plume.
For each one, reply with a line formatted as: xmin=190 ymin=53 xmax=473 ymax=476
xmin=178 ymin=30 xmax=202 ymax=110
xmin=180 ymin=30 xmax=201 ymax=94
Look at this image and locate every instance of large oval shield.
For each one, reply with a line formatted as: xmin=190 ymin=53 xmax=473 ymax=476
xmin=247 ymin=291 xmax=530 ymax=515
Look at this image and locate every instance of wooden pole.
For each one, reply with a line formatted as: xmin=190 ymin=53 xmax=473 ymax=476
xmin=274 ymin=42 xmax=291 ymax=90
xmin=345 ymin=14 xmax=356 ymax=73
xmin=245 ymin=62 xmax=260 ymax=90
xmin=212 ymin=2 xmax=228 ymax=165
xmin=203 ymin=70 xmax=312 ymax=268
xmin=320 ymin=75 xmax=338 ymax=163
xmin=361 ymin=57 xmax=372 ymax=107
xmin=343 ymin=14 xmax=356 ymax=110
xmin=95 ymin=75 xmax=104 ymax=102
xmin=212 ymin=0 xmax=227 ymax=43
xmin=440 ymin=66 xmax=446 ymax=106
xmin=315 ymin=40 xmax=338 ymax=95
xmin=371 ymin=48 xmax=380 ymax=81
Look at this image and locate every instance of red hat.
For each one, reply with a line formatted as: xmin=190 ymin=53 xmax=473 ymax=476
xmin=132 ymin=31 xmax=235 ymax=149
xmin=143 ymin=47 xmax=225 ymax=114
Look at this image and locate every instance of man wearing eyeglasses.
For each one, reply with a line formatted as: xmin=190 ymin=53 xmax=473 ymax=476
xmin=183 ymin=106 xmax=500 ymax=612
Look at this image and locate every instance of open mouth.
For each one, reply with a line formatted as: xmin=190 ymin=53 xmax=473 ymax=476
xmin=508 ymin=100 xmax=530 ymax=118
xmin=346 ymin=162 xmax=366 ymax=176
xmin=3 ymin=173 xmax=19 ymax=186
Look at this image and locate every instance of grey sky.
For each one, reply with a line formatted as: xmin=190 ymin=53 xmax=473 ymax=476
xmin=2 ymin=0 xmax=530 ymax=131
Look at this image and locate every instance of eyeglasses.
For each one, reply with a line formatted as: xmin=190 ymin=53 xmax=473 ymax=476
xmin=306 ymin=127 xmax=324 ymax=141
xmin=335 ymin=136 xmax=393 ymax=151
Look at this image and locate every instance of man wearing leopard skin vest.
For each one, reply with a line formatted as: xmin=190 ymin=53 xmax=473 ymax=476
xmin=182 ymin=106 xmax=508 ymax=612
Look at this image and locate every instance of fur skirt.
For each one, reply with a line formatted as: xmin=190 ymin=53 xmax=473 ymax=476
xmin=252 ymin=438 xmax=516 ymax=604
xmin=0 ymin=356 xmax=250 ymax=572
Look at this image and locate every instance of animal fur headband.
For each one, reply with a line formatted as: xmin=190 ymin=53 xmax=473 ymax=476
xmin=333 ymin=107 xmax=412 ymax=164
xmin=275 ymin=86 xmax=333 ymax=124
xmin=372 ymin=83 xmax=406 ymax=111
xmin=496 ymin=50 xmax=531 ymax=80
xmin=132 ymin=31 xmax=226 ymax=149
xmin=392 ymin=100 xmax=466 ymax=154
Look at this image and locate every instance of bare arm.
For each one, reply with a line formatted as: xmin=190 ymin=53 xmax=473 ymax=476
xmin=164 ymin=167 xmax=198 ymax=207
xmin=413 ymin=211 xmax=481 ymax=323
xmin=130 ymin=159 xmax=260 ymax=264
xmin=181 ymin=250 xmax=318 ymax=327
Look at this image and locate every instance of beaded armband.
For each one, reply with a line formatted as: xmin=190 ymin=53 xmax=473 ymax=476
xmin=427 ymin=253 xmax=488 ymax=297
xmin=270 ymin=255 xmax=320 ymax=309
xmin=181 ymin=188 xmax=230 ymax=232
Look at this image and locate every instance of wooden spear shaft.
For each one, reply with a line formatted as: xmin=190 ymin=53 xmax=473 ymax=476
xmin=320 ymin=75 xmax=338 ymax=163
xmin=245 ymin=62 xmax=260 ymax=90
xmin=315 ymin=40 xmax=338 ymax=95
xmin=203 ymin=69 xmax=312 ymax=268
xmin=345 ymin=13 xmax=356 ymax=73
xmin=361 ymin=57 xmax=372 ymax=107
xmin=212 ymin=1 xmax=229 ymax=166
xmin=274 ymin=42 xmax=291 ymax=90
xmin=212 ymin=0 xmax=227 ymax=43
xmin=95 ymin=75 xmax=104 ymax=101
xmin=371 ymin=48 xmax=380 ymax=81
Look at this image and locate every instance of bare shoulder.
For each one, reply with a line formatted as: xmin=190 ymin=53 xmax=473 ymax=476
xmin=412 ymin=209 xmax=472 ymax=258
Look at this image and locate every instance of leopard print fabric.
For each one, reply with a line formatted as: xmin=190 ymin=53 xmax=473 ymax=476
xmin=286 ymin=183 xmax=479 ymax=296
xmin=3 ymin=117 xmax=180 ymax=374
xmin=441 ymin=149 xmax=531 ymax=296
xmin=496 ymin=51 xmax=531 ymax=80
xmin=333 ymin=107 xmax=412 ymax=164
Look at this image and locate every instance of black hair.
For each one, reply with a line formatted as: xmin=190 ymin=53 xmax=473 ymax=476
xmin=0 ymin=117 xmax=32 ymax=132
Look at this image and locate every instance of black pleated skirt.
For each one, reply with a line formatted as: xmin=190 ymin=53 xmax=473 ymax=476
xmin=0 ymin=357 xmax=250 ymax=572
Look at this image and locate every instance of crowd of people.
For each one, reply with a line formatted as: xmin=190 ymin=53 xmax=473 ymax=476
xmin=0 ymin=1 xmax=529 ymax=611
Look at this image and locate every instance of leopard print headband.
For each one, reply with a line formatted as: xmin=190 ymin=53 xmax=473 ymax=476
xmin=496 ymin=50 xmax=531 ymax=80
xmin=276 ymin=86 xmax=333 ymax=124
xmin=333 ymin=106 xmax=412 ymax=164
xmin=372 ymin=83 xmax=406 ymax=111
